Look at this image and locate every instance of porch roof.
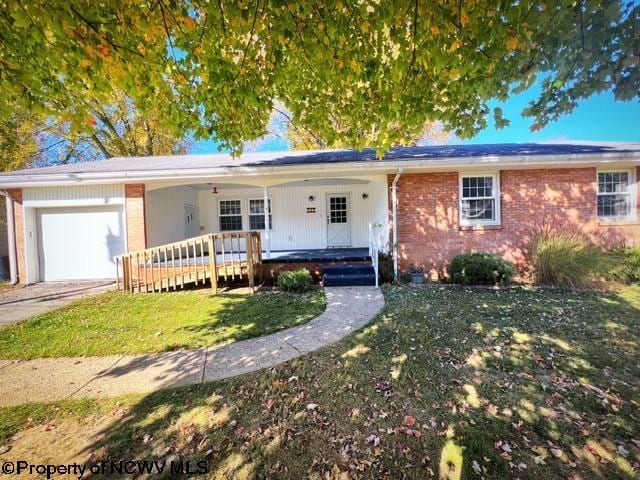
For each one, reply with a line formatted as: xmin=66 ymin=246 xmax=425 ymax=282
xmin=1 ymin=142 xmax=639 ymax=188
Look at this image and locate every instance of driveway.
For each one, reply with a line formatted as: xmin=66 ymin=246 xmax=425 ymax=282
xmin=0 ymin=281 xmax=115 ymax=326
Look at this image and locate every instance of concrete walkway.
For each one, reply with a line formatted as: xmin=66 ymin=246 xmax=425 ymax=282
xmin=0 ymin=282 xmax=115 ymax=326
xmin=0 ymin=286 xmax=384 ymax=407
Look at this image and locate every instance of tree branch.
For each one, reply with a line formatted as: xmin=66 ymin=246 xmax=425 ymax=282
xmin=90 ymin=133 xmax=112 ymax=158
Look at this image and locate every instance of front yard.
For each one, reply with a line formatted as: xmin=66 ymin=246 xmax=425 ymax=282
xmin=0 ymin=288 xmax=326 ymax=359
xmin=0 ymin=285 xmax=638 ymax=479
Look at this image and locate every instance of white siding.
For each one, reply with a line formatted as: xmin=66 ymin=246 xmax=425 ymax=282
xmin=0 ymin=196 xmax=7 ymax=257
xmin=198 ymin=181 xmax=388 ymax=251
xmin=23 ymin=184 xmax=125 ymax=207
xmin=146 ymin=186 xmax=199 ymax=246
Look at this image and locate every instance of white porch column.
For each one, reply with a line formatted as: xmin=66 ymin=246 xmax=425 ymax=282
xmin=263 ymin=185 xmax=271 ymax=258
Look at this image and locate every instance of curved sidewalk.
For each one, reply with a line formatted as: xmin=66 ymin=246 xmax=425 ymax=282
xmin=0 ymin=286 xmax=384 ymax=407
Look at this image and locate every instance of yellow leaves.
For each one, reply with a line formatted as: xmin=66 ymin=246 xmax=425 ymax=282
xmin=447 ymin=69 xmax=461 ymax=81
xmin=80 ymin=58 xmax=91 ymax=68
xmin=439 ymin=439 xmax=463 ymax=480
xmin=361 ymin=21 xmax=370 ymax=33
xmin=449 ymin=39 xmax=463 ymax=52
xmin=430 ymin=25 xmax=440 ymax=35
xmin=349 ymin=59 xmax=363 ymax=74
xmin=460 ymin=13 xmax=470 ymax=27
xmin=507 ymin=37 xmax=519 ymax=51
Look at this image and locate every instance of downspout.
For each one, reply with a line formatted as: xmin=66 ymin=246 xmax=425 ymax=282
xmin=391 ymin=168 xmax=403 ymax=282
xmin=0 ymin=190 xmax=18 ymax=284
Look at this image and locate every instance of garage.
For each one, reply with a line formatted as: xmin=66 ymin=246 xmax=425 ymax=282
xmin=37 ymin=206 xmax=126 ymax=281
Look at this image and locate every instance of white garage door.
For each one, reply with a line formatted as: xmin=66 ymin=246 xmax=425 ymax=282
xmin=37 ymin=206 xmax=126 ymax=281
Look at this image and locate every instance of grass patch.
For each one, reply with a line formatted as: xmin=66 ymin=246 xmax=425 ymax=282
xmin=0 ymin=288 xmax=325 ymax=359
xmin=1 ymin=285 xmax=638 ymax=479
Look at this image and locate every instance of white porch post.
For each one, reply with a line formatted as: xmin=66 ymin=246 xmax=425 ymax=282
xmin=263 ymin=185 xmax=271 ymax=258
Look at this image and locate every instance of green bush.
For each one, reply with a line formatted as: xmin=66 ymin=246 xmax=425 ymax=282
xmin=531 ymin=230 xmax=606 ymax=289
xmin=604 ymin=246 xmax=640 ymax=285
xmin=378 ymin=251 xmax=394 ymax=284
xmin=277 ymin=268 xmax=314 ymax=292
xmin=448 ymin=252 xmax=516 ymax=285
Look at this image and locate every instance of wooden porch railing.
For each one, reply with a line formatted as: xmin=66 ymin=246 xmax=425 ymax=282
xmin=115 ymin=231 xmax=262 ymax=294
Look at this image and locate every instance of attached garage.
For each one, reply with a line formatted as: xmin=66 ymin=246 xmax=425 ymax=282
xmin=36 ymin=206 xmax=126 ymax=281
xmin=8 ymin=184 xmax=129 ymax=284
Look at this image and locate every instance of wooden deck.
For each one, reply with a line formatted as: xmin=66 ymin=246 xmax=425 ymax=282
xmin=115 ymin=232 xmax=262 ymax=293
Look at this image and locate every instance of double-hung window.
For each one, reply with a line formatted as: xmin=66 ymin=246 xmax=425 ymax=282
xmin=597 ymin=170 xmax=636 ymax=220
xmin=459 ymin=173 xmax=500 ymax=226
xmin=248 ymin=198 xmax=272 ymax=230
xmin=218 ymin=199 xmax=243 ymax=231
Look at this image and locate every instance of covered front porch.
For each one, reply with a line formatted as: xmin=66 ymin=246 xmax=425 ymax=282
xmin=144 ymin=174 xmax=389 ymax=259
xmin=118 ymin=173 xmax=390 ymax=292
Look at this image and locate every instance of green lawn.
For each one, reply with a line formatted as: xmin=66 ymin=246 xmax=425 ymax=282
xmin=0 ymin=285 xmax=638 ymax=479
xmin=0 ymin=288 xmax=326 ymax=359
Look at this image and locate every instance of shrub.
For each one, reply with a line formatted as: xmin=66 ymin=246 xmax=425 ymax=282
xmin=448 ymin=252 xmax=516 ymax=285
xmin=530 ymin=229 xmax=606 ymax=289
xmin=378 ymin=251 xmax=394 ymax=284
xmin=277 ymin=268 xmax=313 ymax=292
xmin=603 ymin=246 xmax=640 ymax=285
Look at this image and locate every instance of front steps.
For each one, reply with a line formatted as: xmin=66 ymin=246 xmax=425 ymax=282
xmin=322 ymin=263 xmax=377 ymax=286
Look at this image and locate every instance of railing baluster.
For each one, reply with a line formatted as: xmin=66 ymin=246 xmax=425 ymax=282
xmin=118 ymin=231 xmax=265 ymax=294
xmin=171 ymin=247 xmax=176 ymax=291
xmin=179 ymin=244 xmax=184 ymax=289
xmin=246 ymin=233 xmax=254 ymax=292
xmin=138 ymin=252 xmax=142 ymax=293
xmin=199 ymin=237 xmax=205 ymax=285
xmin=208 ymin=235 xmax=217 ymax=294
xmin=164 ymin=247 xmax=169 ymax=292
xmin=221 ymin=235 xmax=228 ymax=281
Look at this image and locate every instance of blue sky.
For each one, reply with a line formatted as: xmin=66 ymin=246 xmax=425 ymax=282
xmin=192 ymin=85 xmax=640 ymax=153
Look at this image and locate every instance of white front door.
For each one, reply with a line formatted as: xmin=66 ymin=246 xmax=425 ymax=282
xmin=184 ymin=204 xmax=199 ymax=238
xmin=327 ymin=194 xmax=351 ymax=248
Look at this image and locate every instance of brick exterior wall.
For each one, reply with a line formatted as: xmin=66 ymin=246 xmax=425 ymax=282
xmin=125 ymin=184 xmax=147 ymax=252
xmin=6 ymin=188 xmax=25 ymax=283
xmin=390 ymin=167 xmax=640 ymax=280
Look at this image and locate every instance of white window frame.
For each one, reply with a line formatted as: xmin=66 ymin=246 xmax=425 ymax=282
xmin=597 ymin=168 xmax=637 ymax=221
xmin=459 ymin=172 xmax=501 ymax=227
xmin=218 ymin=199 xmax=243 ymax=232
xmin=248 ymin=198 xmax=272 ymax=231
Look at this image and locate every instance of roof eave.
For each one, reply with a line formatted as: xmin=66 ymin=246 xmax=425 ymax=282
xmin=0 ymin=151 xmax=639 ymax=188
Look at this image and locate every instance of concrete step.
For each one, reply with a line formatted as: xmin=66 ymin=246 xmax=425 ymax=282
xmin=323 ymin=262 xmax=377 ymax=286
xmin=323 ymin=272 xmax=376 ymax=286
xmin=323 ymin=264 xmax=375 ymax=276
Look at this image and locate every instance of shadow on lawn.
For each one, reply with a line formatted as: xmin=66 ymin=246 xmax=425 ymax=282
xmin=65 ymin=286 xmax=639 ymax=479
xmin=164 ymin=290 xmax=325 ymax=351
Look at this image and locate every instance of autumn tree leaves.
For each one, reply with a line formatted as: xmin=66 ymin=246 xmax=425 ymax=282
xmin=1 ymin=1 xmax=637 ymax=156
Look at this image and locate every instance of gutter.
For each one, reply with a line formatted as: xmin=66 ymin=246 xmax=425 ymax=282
xmin=0 ymin=190 xmax=18 ymax=284
xmin=391 ymin=168 xmax=403 ymax=282
xmin=0 ymin=151 xmax=639 ymax=188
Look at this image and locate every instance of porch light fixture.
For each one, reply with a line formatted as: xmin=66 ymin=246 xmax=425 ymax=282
xmin=308 ymin=195 xmax=314 ymax=202
xmin=211 ymin=185 xmax=219 ymax=194
xmin=362 ymin=193 xmax=369 ymax=199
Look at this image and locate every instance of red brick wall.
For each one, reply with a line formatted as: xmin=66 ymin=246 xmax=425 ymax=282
xmin=125 ymin=184 xmax=147 ymax=252
xmin=391 ymin=167 xmax=640 ymax=279
xmin=6 ymin=188 xmax=25 ymax=283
